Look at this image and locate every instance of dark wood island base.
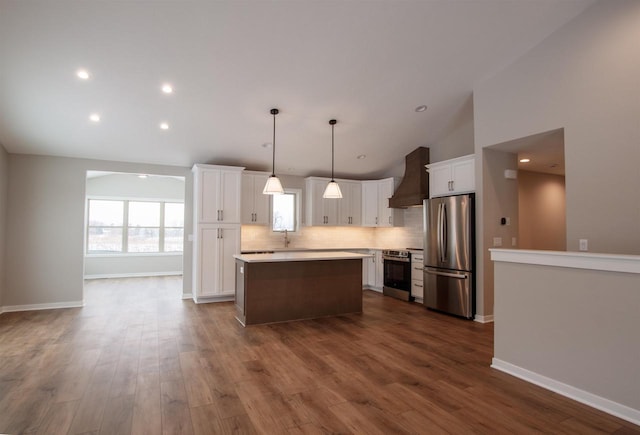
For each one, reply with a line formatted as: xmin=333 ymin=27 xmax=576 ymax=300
xmin=234 ymin=254 xmax=367 ymax=326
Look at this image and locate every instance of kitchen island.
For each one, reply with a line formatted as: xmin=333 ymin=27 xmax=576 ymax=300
xmin=233 ymin=251 xmax=372 ymax=326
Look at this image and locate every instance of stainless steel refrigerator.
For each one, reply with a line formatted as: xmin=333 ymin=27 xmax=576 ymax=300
xmin=423 ymin=194 xmax=475 ymax=319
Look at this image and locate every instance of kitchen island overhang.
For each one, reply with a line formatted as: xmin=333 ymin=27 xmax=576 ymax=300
xmin=233 ymin=251 xmax=373 ymax=326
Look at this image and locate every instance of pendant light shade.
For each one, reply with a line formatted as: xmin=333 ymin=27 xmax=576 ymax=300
xmin=263 ymin=108 xmax=285 ymax=195
xmin=323 ymin=119 xmax=342 ymax=199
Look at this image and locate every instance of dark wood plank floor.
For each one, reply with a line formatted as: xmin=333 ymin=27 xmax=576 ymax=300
xmin=0 ymin=276 xmax=638 ymax=434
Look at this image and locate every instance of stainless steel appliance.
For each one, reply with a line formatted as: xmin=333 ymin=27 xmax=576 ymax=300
xmin=382 ymin=249 xmax=412 ymax=301
xmin=423 ymin=194 xmax=475 ymax=319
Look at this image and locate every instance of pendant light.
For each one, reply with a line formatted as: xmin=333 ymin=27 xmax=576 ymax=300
xmin=263 ymin=108 xmax=284 ymax=195
xmin=323 ymin=119 xmax=343 ymax=199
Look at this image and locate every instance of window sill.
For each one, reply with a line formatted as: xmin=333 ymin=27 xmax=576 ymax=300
xmin=85 ymin=252 xmax=183 ymax=258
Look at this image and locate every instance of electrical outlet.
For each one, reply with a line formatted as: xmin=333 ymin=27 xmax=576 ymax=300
xmin=493 ymin=237 xmax=502 ymax=247
xmin=512 ymin=237 xmax=517 ymax=247
xmin=579 ymin=239 xmax=588 ymax=251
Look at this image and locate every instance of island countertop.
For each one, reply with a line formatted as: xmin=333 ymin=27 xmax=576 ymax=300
xmin=233 ymin=251 xmax=373 ymax=263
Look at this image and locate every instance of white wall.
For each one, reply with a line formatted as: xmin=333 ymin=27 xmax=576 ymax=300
xmin=474 ymin=0 xmax=640 ymax=316
xmin=84 ymin=173 xmax=185 ymax=278
xmin=0 ymin=143 xmax=8 ymax=309
xmin=3 ymin=154 xmax=192 ymax=309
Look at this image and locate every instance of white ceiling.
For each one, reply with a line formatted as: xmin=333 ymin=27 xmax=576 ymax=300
xmin=489 ymin=128 xmax=565 ymax=176
xmin=0 ymin=0 xmax=593 ymax=178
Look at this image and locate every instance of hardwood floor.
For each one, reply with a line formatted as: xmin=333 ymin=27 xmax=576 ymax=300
xmin=0 ymin=276 xmax=638 ymax=434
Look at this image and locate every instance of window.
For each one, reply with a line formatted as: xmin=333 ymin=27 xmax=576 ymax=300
xmin=272 ymin=190 xmax=300 ymax=232
xmin=87 ymin=199 xmax=184 ymax=254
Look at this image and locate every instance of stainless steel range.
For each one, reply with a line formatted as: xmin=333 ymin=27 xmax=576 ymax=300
xmin=382 ymin=249 xmax=412 ymax=301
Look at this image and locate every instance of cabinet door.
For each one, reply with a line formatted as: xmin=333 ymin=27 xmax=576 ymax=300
xmin=451 ymin=157 xmax=475 ymax=193
xmin=411 ymin=280 xmax=424 ymax=299
xmin=241 ymin=174 xmax=255 ymax=224
xmin=200 ymin=170 xmax=221 ymax=223
xmin=198 ymin=226 xmax=219 ymax=297
xmin=219 ymin=226 xmax=241 ymax=296
xmin=378 ymin=179 xmax=395 ymax=227
xmin=219 ymin=170 xmax=242 ymax=223
xmin=307 ymin=180 xmax=326 ymax=225
xmin=428 ymin=163 xmax=452 ymax=198
xmin=366 ymin=252 xmax=377 ymax=287
xmin=338 ymin=182 xmax=352 ymax=226
xmin=344 ymin=182 xmax=362 ymax=226
xmin=323 ymin=195 xmax=339 ymax=225
xmin=252 ymin=174 xmax=270 ymax=225
xmin=361 ymin=182 xmax=379 ymax=227
xmin=375 ymin=251 xmax=384 ymax=288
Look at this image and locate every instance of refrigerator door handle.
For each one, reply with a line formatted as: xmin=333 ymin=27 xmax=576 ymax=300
xmin=441 ymin=203 xmax=448 ymax=262
xmin=425 ymin=268 xmax=468 ymax=279
xmin=437 ymin=203 xmax=443 ymax=263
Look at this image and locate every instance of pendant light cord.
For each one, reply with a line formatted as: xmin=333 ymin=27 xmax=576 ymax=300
xmin=330 ymin=119 xmax=336 ymax=181
xmin=270 ymin=108 xmax=278 ymax=177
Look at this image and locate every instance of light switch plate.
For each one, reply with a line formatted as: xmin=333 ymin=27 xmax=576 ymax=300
xmin=493 ymin=237 xmax=503 ymax=247
xmin=579 ymin=239 xmax=588 ymax=251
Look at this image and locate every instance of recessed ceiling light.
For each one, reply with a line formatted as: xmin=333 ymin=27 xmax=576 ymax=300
xmin=160 ymin=122 xmax=169 ymax=130
xmin=357 ymin=154 xmax=366 ymax=160
xmin=138 ymin=174 xmax=148 ymax=179
xmin=261 ymin=142 xmax=272 ymax=149
xmin=415 ymin=105 xmax=428 ymax=112
xmin=76 ymin=69 xmax=90 ymax=80
xmin=519 ymin=158 xmax=531 ymax=163
xmin=162 ymin=84 xmax=173 ymax=94
xmin=89 ymin=113 xmax=100 ymax=122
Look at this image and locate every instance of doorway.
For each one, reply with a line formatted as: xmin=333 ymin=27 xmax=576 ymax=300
xmin=83 ymin=171 xmax=186 ymax=302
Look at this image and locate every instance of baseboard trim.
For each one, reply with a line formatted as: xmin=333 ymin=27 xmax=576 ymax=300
xmin=491 ymin=358 xmax=640 ymax=426
xmin=474 ymin=314 xmax=494 ymax=323
xmin=84 ymin=271 xmax=183 ymax=280
xmin=182 ymin=293 xmax=193 ymax=300
xmin=2 ymin=300 xmax=84 ymax=313
xmin=363 ymin=286 xmax=383 ymax=293
xmin=192 ymin=295 xmax=234 ymax=304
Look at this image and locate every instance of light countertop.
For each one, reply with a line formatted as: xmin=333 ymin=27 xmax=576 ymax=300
xmin=234 ymin=251 xmax=374 ymax=263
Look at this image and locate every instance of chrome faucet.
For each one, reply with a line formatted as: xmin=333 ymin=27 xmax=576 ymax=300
xmin=283 ymin=229 xmax=291 ymax=248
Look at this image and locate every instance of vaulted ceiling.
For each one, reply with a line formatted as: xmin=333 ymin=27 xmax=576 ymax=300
xmin=0 ymin=0 xmax=593 ymax=178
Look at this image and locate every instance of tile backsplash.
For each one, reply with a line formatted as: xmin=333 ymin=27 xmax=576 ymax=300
xmin=241 ymin=206 xmax=424 ymax=250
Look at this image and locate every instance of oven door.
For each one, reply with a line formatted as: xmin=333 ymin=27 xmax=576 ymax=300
xmin=382 ymin=257 xmax=411 ymax=300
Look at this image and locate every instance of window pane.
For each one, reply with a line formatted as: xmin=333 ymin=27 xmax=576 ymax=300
xmin=129 ymin=202 xmax=160 ymax=227
xmin=89 ymin=200 xmax=123 ymax=226
xmin=165 ymin=203 xmax=184 ymax=227
xmin=128 ymin=227 xmax=160 ymax=252
xmin=272 ymin=193 xmax=295 ymax=231
xmin=165 ymin=228 xmax=184 ymax=252
xmin=88 ymin=227 xmax=123 ymax=252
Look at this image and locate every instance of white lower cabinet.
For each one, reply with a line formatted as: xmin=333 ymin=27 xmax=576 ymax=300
xmin=193 ymin=224 xmax=240 ymax=302
xmin=410 ymin=250 xmax=424 ymax=300
xmin=363 ymin=250 xmax=383 ymax=291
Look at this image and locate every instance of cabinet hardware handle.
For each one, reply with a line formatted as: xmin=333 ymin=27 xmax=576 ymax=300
xmin=375 ymin=217 xmax=378 ymax=225
xmin=414 ymin=267 xmax=422 ymax=271
xmin=415 ymin=283 xmax=423 ymax=287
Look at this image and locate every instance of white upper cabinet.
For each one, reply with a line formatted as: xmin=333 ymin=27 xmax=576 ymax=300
xmin=193 ymin=164 xmax=243 ymax=224
xmin=305 ymin=177 xmax=339 ymax=226
xmin=241 ymin=171 xmax=270 ymax=225
xmin=361 ymin=178 xmax=403 ymax=227
xmin=337 ymin=181 xmax=362 ymax=226
xmin=426 ymin=154 xmax=475 ymax=197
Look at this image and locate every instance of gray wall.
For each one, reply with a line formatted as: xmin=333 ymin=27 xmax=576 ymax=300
xmin=84 ymin=173 xmax=185 ymax=278
xmin=518 ymin=170 xmax=566 ymax=251
xmin=4 ymin=154 xmax=192 ymax=308
xmin=474 ymin=0 xmax=640 ymax=316
xmin=493 ymin=260 xmax=640 ymax=415
xmin=0 ymin=144 xmax=8 ymax=308
xmin=480 ymin=149 xmax=519 ymax=317
xmin=475 ymin=0 xmax=640 ymax=254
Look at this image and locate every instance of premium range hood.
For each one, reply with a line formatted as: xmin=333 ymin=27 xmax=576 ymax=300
xmin=388 ymin=147 xmax=430 ymax=208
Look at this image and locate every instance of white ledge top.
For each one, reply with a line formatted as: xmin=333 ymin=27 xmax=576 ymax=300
xmin=234 ymin=251 xmax=373 ymax=263
xmin=490 ymin=249 xmax=640 ymax=274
